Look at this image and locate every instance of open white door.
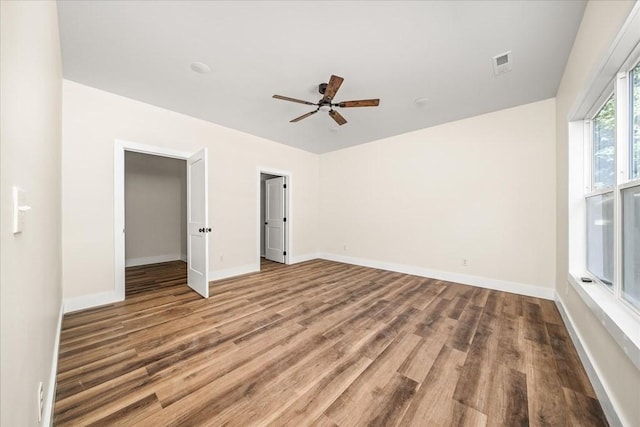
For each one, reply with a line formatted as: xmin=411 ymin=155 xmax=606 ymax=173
xmin=265 ymin=176 xmax=286 ymax=263
xmin=187 ymin=149 xmax=209 ymax=298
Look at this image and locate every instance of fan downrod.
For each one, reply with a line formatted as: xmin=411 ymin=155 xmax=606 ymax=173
xmin=318 ymin=83 xmax=334 ymax=107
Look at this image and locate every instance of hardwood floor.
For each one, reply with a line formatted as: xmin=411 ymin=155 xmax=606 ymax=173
xmin=54 ymin=259 xmax=607 ymax=426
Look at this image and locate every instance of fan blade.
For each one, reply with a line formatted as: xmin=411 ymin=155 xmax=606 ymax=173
xmin=337 ymin=99 xmax=380 ymax=108
xmin=329 ymin=110 xmax=347 ymax=126
xmin=290 ymin=110 xmax=318 ymax=123
xmin=273 ymin=95 xmax=316 ymax=106
xmin=323 ymin=75 xmax=344 ymax=101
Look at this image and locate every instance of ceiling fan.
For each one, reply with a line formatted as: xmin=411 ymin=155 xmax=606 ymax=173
xmin=273 ymin=75 xmax=380 ymax=126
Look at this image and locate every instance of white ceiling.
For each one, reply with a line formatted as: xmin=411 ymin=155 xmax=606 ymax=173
xmin=57 ymin=1 xmax=586 ymax=154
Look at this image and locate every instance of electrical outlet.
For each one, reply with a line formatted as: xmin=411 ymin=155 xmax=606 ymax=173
xmin=343 ymin=245 xmax=347 ymax=251
xmin=37 ymin=381 xmax=44 ymax=422
xmin=220 ymin=255 xmax=224 ymax=262
xmin=462 ymin=258 xmax=469 ymax=267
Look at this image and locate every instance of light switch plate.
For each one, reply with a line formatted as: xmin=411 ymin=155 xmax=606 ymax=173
xmin=12 ymin=186 xmax=28 ymax=234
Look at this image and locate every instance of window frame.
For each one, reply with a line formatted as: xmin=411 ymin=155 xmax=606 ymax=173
xmin=584 ymin=91 xmax=617 ymax=295
xmin=583 ymin=62 xmax=640 ymax=315
xmin=566 ymin=3 xmax=640 ymax=374
xmin=584 ymin=190 xmax=615 ymax=290
xmin=620 ymin=181 xmax=640 ymax=311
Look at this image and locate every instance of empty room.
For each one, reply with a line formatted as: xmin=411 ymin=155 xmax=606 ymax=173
xmin=2 ymin=1 xmax=640 ymax=426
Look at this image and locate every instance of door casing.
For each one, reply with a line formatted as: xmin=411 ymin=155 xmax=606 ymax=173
xmin=257 ymin=167 xmax=291 ymax=266
xmin=114 ymin=139 xmax=205 ymax=300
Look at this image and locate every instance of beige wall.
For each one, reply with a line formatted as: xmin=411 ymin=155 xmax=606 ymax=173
xmin=319 ymin=98 xmax=556 ymax=293
xmin=54 ymin=1 xmax=640 ymax=423
xmin=555 ymin=1 xmax=640 ymax=425
xmin=62 ymin=80 xmax=319 ymax=298
xmin=125 ymin=151 xmax=187 ymax=265
xmin=0 ymin=1 xmax=63 ymax=425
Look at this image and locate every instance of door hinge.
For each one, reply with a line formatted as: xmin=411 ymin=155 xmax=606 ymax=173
xmin=283 ymin=251 xmax=287 ymax=256
xmin=283 ymin=217 xmax=287 ymax=222
xmin=283 ymin=184 xmax=287 ymax=189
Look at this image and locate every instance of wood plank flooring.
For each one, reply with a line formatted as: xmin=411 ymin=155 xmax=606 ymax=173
xmin=54 ymin=259 xmax=608 ymax=426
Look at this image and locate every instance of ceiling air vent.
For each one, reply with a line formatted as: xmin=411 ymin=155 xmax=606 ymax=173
xmin=492 ymin=51 xmax=512 ymax=76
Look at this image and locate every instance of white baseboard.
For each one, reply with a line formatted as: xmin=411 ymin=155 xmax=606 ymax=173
xmin=125 ymin=254 xmax=186 ymax=267
xmin=63 ymin=291 xmax=122 ymax=314
xmin=64 ymin=260 xmax=257 ymax=312
xmin=289 ymin=252 xmax=319 ymax=264
xmin=42 ymin=302 xmax=63 ymax=426
xmin=208 ymin=253 xmax=319 ymax=282
xmin=65 ymin=252 xmax=553 ymax=312
xmin=209 ymin=263 xmax=259 ymax=282
xmin=554 ymin=296 xmax=623 ymax=427
xmin=318 ymin=253 xmax=555 ymax=300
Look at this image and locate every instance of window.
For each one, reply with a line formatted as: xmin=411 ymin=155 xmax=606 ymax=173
xmin=622 ymin=61 xmax=640 ymax=310
xmin=567 ymin=10 xmax=640 ymax=373
xmin=622 ymin=186 xmax=640 ymax=309
xmin=586 ymin=192 xmax=614 ymax=285
xmin=583 ymin=61 xmax=640 ymax=312
xmin=586 ymin=97 xmax=616 ymax=287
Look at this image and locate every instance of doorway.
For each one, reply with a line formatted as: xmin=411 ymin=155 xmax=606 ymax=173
xmin=124 ymin=152 xmax=186 ymax=269
xmin=259 ymin=170 xmax=290 ymax=268
xmin=124 ymin=151 xmax=186 ymax=296
xmin=114 ymin=140 xmax=210 ymax=300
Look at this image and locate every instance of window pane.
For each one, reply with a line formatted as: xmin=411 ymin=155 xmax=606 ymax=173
xmin=631 ymin=63 xmax=640 ymax=180
xmin=586 ymin=192 xmax=614 ymax=286
xmin=593 ymin=96 xmax=616 ymax=189
xmin=622 ymin=185 xmax=640 ymax=309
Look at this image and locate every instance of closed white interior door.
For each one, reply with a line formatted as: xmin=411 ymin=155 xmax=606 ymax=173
xmin=187 ymin=149 xmax=209 ymax=298
xmin=265 ymin=176 xmax=286 ymax=263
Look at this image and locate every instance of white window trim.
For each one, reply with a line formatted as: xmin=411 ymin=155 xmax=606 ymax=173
xmin=567 ymin=274 xmax=640 ymax=370
xmin=619 ymin=179 xmax=640 ymax=191
xmin=567 ymin=2 xmax=640 ymax=371
xmin=569 ymin=117 xmax=640 ymax=370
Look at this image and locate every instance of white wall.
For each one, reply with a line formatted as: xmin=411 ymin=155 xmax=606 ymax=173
xmin=556 ymin=1 xmax=640 ymax=425
xmin=62 ymin=80 xmax=319 ymax=299
xmin=0 ymin=1 xmax=63 ymax=425
xmin=125 ymin=151 xmax=187 ymax=266
xmin=319 ymin=98 xmax=556 ymax=296
xmin=55 ymin=3 xmax=639 ymax=423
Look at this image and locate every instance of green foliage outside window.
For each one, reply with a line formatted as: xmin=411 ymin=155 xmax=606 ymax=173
xmin=631 ymin=62 xmax=640 ymax=180
xmin=593 ymin=96 xmax=616 ymax=189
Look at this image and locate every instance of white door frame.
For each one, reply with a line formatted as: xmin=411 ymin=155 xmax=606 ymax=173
xmin=114 ymin=139 xmax=196 ymax=300
xmin=257 ymin=167 xmax=291 ymax=265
